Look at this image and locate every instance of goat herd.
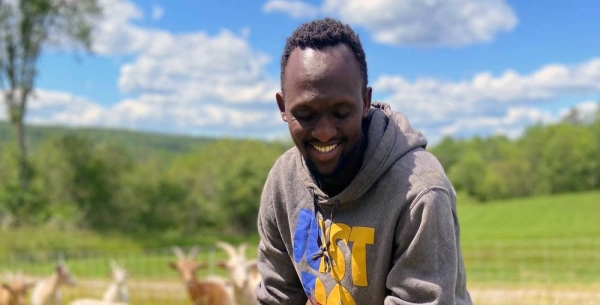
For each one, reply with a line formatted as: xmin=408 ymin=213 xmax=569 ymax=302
xmin=1 ymin=241 xmax=261 ymax=305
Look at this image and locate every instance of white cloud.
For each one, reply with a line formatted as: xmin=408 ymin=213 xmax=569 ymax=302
xmin=373 ymin=58 xmax=600 ymax=142
xmin=152 ymin=4 xmax=164 ymax=21
xmin=92 ymin=0 xmax=151 ymax=54
xmin=263 ymin=0 xmax=517 ymax=47
xmin=559 ymin=100 xmax=599 ymax=123
xmin=262 ymin=0 xmax=319 ymax=19
xmin=440 ymin=107 xmax=554 ymax=140
xmin=16 ymin=89 xmax=285 ymax=137
xmin=90 ymin=0 xmax=279 ymax=104
xmin=118 ymin=30 xmax=278 ymax=104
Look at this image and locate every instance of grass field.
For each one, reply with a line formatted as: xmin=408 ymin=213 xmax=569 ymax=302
xmin=457 ymin=191 xmax=600 ymax=285
xmin=1 ymin=191 xmax=599 ymax=304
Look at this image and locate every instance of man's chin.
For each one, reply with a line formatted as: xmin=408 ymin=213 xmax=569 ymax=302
xmin=307 ymin=161 xmax=341 ymax=180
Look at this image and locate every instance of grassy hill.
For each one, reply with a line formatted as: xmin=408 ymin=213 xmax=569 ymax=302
xmin=459 ymin=191 xmax=600 ymax=242
xmin=458 ymin=191 xmax=600 ymax=283
xmin=0 ymin=121 xmax=217 ymax=156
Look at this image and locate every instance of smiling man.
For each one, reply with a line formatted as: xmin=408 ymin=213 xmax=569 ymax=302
xmin=256 ymin=18 xmax=472 ymax=305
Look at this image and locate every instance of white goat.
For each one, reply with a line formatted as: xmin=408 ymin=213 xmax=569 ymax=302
xmin=102 ymin=261 xmax=129 ymax=302
xmin=216 ymin=241 xmax=261 ymax=305
xmin=31 ymin=262 xmax=76 ymax=305
xmin=69 ymin=260 xmax=129 ymax=305
xmin=169 ymin=246 xmax=234 ymax=305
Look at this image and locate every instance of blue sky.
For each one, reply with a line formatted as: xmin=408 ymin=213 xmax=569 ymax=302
xmin=3 ymin=0 xmax=599 ymax=143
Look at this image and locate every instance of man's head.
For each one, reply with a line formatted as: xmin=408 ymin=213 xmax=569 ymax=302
xmin=277 ymin=18 xmax=372 ymax=188
xmin=279 ymin=18 xmax=368 ymax=94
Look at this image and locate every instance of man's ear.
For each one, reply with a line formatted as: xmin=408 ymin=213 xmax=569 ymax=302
xmin=276 ymin=92 xmax=288 ymax=122
xmin=362 ymin=87 xmax=372 ymax=118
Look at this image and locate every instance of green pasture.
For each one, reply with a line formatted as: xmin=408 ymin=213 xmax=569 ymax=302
xmin=458 ymin=190 xmax=600 ymax=241
xmin=1 ymin=191 xmax=599 ymax=287
xmin=458 ymin=191 xmax=600 ymax=284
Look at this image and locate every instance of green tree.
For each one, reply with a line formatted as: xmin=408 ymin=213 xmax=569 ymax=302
xmin=592 ymin=105 xmax=600 ymax=187
xmin=429 ymin=136 xmax=465 ymax=172
xmin=481 ymin=146 xmax=532 ymax=200
xmin=32 ymin=135 xmax=133 ymax=230
xmin=522 ymin=123 xmax=598 ymax=194
xmin=217 ymin=140 xmax=287 ymax=232
xmin=448 ymin=150 xmax=487 ymax=201
xmin=0 ymin=0 xmax=100 ymax=195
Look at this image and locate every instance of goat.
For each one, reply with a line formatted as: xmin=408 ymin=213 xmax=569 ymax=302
xmin=31 ymin=262 xmax=76 ymax=305
xmin=169 ymin=246 xmax=234 ymax=305
xmin=216 ymin=241 xmax=260 ymax=305
xmin=0 ymin=271 xmax=35 ymax=305
xmin=102 ymin=261 xmax=129 ymax=302
xmin=69 ymin=260 xmax=129 ymax=305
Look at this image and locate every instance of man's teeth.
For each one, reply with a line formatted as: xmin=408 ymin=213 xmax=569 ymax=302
xmin=313 ymin=144 xmax=337 ymax=153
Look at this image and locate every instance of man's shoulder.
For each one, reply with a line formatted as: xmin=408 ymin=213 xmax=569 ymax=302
xmin=267 ymin=147 xmax=301 ymax=181
xmin=271 ymin=146 xmax=299 ymax=170
xmin=389 ymin=147 xmax=452 ymax=189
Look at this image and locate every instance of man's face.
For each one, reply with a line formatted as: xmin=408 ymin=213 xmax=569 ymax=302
xmin=277 ymin=44 xmax=371 ymax=179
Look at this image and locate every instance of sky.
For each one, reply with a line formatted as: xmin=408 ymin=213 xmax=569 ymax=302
xmin=2 ymin=0 xmax=600 ymax=144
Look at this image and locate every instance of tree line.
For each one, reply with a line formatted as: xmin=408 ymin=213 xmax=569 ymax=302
xmin=1 ymin=106 xmax=599 ymax=235
xmin=0 ymin=135 xmax=289 ymax=235
xmin=431 ymin=107 xmax=600 ymax=202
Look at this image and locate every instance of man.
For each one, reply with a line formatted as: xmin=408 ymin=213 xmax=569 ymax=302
xmin=256 ymin=18 xmax=472 ymax=305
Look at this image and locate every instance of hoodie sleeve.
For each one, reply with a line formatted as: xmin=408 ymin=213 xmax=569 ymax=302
xmin=256 ymin=173 xmax=308 ymax=305
xmin=384 ymin=187 xmax=469 ymax=305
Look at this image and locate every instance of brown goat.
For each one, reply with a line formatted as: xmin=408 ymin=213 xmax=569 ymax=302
xmin=0 ymin=272 xmax=35 ymax=305
xmin=169 ymin=246 xmax=234 ymax=305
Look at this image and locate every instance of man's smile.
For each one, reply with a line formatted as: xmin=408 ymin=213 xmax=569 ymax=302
xmin=312 ymin=143 xmax=338 ymax=153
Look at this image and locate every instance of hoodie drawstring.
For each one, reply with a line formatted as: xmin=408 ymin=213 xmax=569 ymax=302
xmin=310 ymin=189 xmax=339 ymax=273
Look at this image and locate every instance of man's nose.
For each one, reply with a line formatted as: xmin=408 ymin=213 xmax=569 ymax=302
xmin=311 ymin=115 xmax=336 ymax=142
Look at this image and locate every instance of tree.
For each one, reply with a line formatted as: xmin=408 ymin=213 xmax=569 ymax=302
xmin=448 ymin=150 xmax=487 ymax=201
xmin=0 ymin=0 xmax=100 ymax=194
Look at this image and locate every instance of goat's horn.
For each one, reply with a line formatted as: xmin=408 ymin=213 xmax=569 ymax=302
xmin=216 ymin=241 xmax=236 ymax=258
xmin=238 ymin=242 xmax=249 ymax=257
xmin=172 ymin=246 xmax=186 ymax=260
xmin=188 ymin=246 xmax=200 ymax=259
xmin=110 ymin=260 xmax=119 ymax=271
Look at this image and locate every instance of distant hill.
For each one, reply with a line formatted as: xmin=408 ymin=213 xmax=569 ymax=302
xmin=0 ymin=121 xmax=217 ymax=156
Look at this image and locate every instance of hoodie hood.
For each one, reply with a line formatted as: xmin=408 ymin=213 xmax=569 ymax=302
xmin=298 ymin=102 xmax=428 ymax=205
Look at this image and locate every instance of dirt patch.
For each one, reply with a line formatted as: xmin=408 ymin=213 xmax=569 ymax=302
xmin=469 ymin=285 xmax=600 ymax=305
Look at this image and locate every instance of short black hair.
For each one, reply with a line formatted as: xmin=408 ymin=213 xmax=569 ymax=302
xmin=280 ymin=18 xmax=368 ymax=93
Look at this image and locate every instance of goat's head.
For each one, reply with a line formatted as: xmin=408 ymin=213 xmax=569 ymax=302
xmin=56 ymin=262 xmax=76 ymax=286
xmin=216 ymin=241 xmax=253 ymax=288
xmin=169 ymin=246 xmax=205 ymax=287
xmin=109 ymin=260 xmax=128 ymax=285
xmin=1 ymin=272 xmax=35 ymax=305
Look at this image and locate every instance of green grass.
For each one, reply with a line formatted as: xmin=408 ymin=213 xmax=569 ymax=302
xmin=459 ymin=191 xmax=600 ymax=242
xmin=457 ymin=191 xmax=600 ymax=284
xmin=2 ymin=191 xmax=599 ymax=286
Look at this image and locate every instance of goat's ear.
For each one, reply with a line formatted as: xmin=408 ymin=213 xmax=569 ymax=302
xmin=246 ymin=259 xmax=258 ymax=269
xmin=168 ymin=262 xmax=178 ymax=270
xmin=1 ymin=283 xmax=9 ymax=290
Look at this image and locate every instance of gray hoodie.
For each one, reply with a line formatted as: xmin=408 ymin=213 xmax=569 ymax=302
xmin=256 ymin=102 xmax=472 ymax=305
